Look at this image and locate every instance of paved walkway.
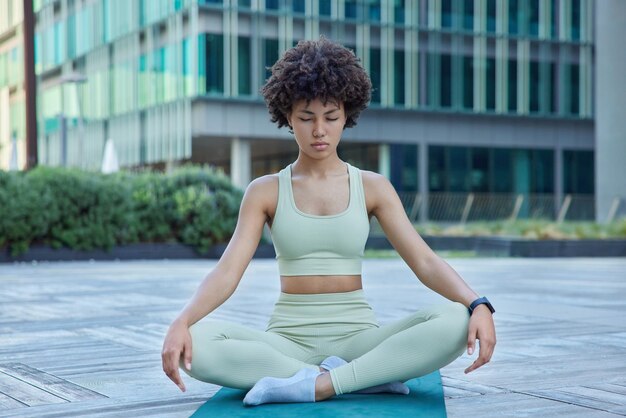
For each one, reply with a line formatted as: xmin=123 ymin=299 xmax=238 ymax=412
xmin=0 ymin=257 xmax=625 ymax=417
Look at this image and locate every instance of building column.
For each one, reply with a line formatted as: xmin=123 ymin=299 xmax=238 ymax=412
xmin=0 ymin=87 xmax=10 ymax=170
xmin=595 ymin=0 xmax=626 ymax=222
xmin=554 ymin=146 xmax=563 ymax=218
xmin=231 ymin=137 xmax=251 ymax=189
xmin=378 ymin=143 xmax=390 ymax=178
xmin=418 ymin=141 xmax=429 ymax=223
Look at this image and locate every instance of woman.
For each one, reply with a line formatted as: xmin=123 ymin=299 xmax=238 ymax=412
xmin=161 ymin=37 xmax=496 ymax=406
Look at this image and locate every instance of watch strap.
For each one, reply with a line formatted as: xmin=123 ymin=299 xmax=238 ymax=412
xmin=468 ymin=296 xmax=495 ymax=315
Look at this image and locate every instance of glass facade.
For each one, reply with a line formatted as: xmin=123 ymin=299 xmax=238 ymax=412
xmin=0 ymin=0 xmax=596 ymax=217
xmin=428 ymin=146 xmax=554 ymax=194
xmin=27 ymin=0 xmax=594 ymax=125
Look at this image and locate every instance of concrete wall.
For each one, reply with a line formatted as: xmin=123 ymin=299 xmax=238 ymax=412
xmin=595 ymin=0 xmax=626 ymax=222
xmin=191 ymin=99 xmax=594 ymax=151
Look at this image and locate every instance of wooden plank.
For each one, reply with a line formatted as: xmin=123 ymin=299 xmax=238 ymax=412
xmin=0 ymin=371 xmax=67 ymax=407
xmin=0 ymin=363 xmax=105 ymax=402
xmin=0 ymin=392 xmax=27 ymax=410
xmin=1 ymin=258 xmax=626 ymax=416
xmin=446 ymin=392 xmax=619 ymax=418
xmin=527 ymin=387 xmax=626 ymax=416
xmin=441 ymin=376 xmax=508 ymax=396
xmin=0 ymin=395 xmax=210 ymax=418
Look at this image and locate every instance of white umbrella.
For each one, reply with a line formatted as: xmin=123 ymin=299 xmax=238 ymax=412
xmin=101 ymin=138 xmax=119 ymax=174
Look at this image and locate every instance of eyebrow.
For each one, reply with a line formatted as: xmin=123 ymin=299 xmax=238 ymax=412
xmin=297 ymin=108 xmax=340 ymax=115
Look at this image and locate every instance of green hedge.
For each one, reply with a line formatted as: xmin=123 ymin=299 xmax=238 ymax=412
xmin=0 ymin=166 xmax=243 ymax=256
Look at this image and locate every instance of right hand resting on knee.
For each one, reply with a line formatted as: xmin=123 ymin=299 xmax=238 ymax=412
xmin=162 ymin=319 xmax=193 ymax=392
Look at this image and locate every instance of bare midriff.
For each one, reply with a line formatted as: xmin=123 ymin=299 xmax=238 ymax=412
xmin=280 ymin=275 xmax=363 ymax=294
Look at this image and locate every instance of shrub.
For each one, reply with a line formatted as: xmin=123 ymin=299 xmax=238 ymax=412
xmin=0 ymin=166 xmax=243 ymax=256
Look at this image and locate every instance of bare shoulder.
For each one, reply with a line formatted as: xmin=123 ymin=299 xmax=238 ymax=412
xmin=360 ymin=169 xmax=396 ymax=196
xmin=240 ymin=174 xmax=279 ymax=219
xmin=358 ymin=169 xmax=398 ymax=212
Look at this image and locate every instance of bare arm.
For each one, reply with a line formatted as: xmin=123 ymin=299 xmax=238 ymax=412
xmin=364 ymin=172 xmax=496 ymax=373
xmin=174 ymin=178 xmax=272 ymax=327
xmin=365 ymin=173 xmax=478 ymax=304
xmin=162 ymin=176 xmax=276 ymax=391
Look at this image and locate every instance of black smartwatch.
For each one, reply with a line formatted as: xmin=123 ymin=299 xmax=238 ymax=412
xmin=468 ymin=297 xmax=495 ymax=315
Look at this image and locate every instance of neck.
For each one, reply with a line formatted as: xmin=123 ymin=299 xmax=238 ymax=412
xmin=293 ymin=153 xmax=345 ymax=177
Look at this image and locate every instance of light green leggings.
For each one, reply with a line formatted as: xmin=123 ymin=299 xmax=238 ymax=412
xmin=186 ymin=289 xmax=468 ymax=395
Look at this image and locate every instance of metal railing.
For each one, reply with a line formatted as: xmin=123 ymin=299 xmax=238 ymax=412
xmin=394 ymin=192 xmax=622 ymax=224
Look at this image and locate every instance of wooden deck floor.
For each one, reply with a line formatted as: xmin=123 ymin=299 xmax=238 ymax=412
xmin=1 ymin=257 xmax=625 ymax=417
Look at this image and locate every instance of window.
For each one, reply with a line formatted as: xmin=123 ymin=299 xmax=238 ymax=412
xmin=531 ymin=150 xmax=554 ymax=193
xmin=265 ymin=0 xmax=279 ymax=10
xmin=470 ymin=148 xmax=489 ymax=192
xmin=206 ymin=34 xmax=224 ymax=94
xmin=368 ymin=0 xmax=381 ymax=22
xmin=442 ymin=0 xmax=453 ymax=29
xmin=390 ymin=144 xmax=418 ymax=192
xmin=319 ymin=0 xmax=331 ymax=16
xmin=369 ymin=47 xmax=381 ymax=103
xmin=508 ymin=58 xmax=517 ymax=112
xmin=463 ymin=0 xmax=474 ymax=31
xmin=492 ymin=148 xmax=512 ymax=192
xmin=394 ymin=0 xmax=405 ymax=24
xmin=393 ymin=49 xmax=405 ymax=105
xmin=345 ymin=0 xmax=358 ymax=19
xmin=571 ymin=0 xmax=581 ymax=40
xmin=486 ymin=0 xmax=496 ymax=32
xmin=428 ymin=146 xmax=446 ymax=192
xmin=529 ymin=0 xmax=540 ymax=37
xmin=564 ymin=150 xmax=594 ymax=194
xmin=449 ymin=147 xmax=469 ymax=192
xmin=238 ymin=37 xmax=251 ymax=95
xmin=509 ymin=0 xmax=518 ymax=35
xmin=570 ymin=63 xmax=579 ymax=114
xmin=463 ymin=56 xmax=473 ymax=109
xmin=293 ymin=0 xmax=305 ymax=14
xmin=486 ymin=57 xmax=495 ymax=111
xmin=440 ymin=54 xmax=451 ymax=108
xmin=263 ymin=39 xmax=279 ymax=82
xmin=529 ymin=61 xmax=539 ymax=112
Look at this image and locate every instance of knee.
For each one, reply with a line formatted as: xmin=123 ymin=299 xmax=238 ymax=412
xmin=437 ymin=302 xmax=470 ymax=352
xmin=189 ymin=320 xmax=231 ymax=347
xmin=186 ymin=321 xmax=231 ymax=383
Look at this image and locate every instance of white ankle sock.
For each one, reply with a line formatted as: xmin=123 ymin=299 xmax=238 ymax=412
xmin=243 ymin=368 xmax=321 ymax=406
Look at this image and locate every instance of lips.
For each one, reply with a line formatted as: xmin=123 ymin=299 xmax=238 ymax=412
xmin=312 ymin=142 xmax=329 ymax=151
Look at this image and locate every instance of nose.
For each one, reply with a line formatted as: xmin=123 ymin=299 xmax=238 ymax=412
xmin=313 ymin=121 xmax=326 ymax=138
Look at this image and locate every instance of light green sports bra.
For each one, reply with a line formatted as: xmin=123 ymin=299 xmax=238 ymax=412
xmin=270 ymin=163 xmax=370 ymax=276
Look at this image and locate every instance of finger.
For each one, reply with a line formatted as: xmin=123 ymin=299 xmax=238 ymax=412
xmin=162 ymin=350 xmax=186 ymax=392
xmin=464 ymin=358 xmax=485 ymax=374
xmin=464 ymin=345 xmax=493 ymax=374
xmin=169 ymin=368 xmax=186 ymax=392
xmin=183 ymin=338 xmax=193 ymax=371
xmin=467 ymin=330 xmax=477 ymax=356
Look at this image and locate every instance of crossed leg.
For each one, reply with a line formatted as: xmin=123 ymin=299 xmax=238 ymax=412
xmin=184 ymin=302 xmax=468 ymax=402
xmin=327 ymin=302 xmax=469 ymax=394
xmin=184 ymin=320 xmax=319 ymax=390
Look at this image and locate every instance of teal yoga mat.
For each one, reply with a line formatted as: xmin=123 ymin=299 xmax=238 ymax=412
xmin=190 ymin=370 xmax=447 ymax=417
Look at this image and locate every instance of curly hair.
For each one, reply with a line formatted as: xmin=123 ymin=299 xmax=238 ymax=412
xmin=261 ymin=37 xmax=372 ymax=129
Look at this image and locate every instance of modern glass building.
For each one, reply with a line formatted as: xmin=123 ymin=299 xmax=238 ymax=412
xmin=0 ymin=0 xmax=608 ymax=221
